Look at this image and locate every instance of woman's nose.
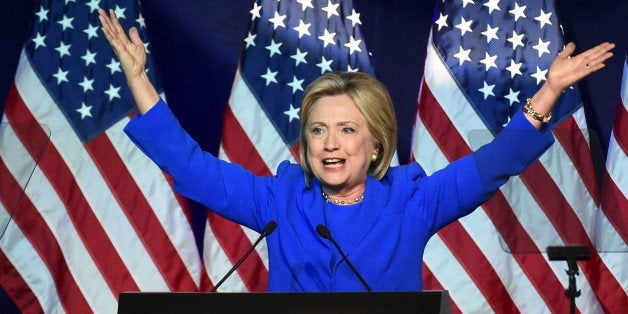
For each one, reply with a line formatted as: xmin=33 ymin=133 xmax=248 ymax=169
xmin=324 ymin=132 xmax=339 ymax=151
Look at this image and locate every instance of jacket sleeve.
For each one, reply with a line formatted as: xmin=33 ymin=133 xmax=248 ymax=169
xmin=123 ymin=99 xmax=274 ymax=232
xmin=412 ymin=109 xmax=555 ymax=233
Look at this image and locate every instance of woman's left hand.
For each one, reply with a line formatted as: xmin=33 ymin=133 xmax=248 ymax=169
xmin=546 ymin=42 xmax=615 ymax=96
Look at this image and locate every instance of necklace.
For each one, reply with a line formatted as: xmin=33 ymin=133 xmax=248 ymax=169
xmin=322 ymin=191 xmax=364 ymax=205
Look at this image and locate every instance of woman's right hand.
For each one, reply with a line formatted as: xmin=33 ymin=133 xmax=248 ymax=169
xmin=98 ymin=8 xmax=147 ymax=81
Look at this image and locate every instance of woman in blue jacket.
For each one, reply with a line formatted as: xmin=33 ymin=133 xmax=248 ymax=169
xmin=99 ymin=9 xmax=614 ymax=292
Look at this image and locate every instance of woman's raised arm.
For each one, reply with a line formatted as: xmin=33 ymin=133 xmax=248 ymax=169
xmin=98 ymin=8 xmax=159 ymax=114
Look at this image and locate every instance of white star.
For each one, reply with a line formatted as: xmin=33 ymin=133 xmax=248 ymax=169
xmin=505 ymin=59 xmax=523 ymax=78
xmin=86 ymin=0 xmax=101 ymax=13
xmin=347 ymin=9 xmax=361 ymax=27
xmin=35 ymin=7 xmax=48 ymax=21
xmin=321 ymin=0 xmax=339 ymax=19
xmin=269 ymin=11 xmax=287 ymax=30
xmin=81 ymin=50 xmax=97 ymax=66
xmin=344 ymin=36 xmax=362 ymax=54
xmin=479 ymin=52 xmax=498 ymax=71
xmin=318 ymin=29 xmax=336 ymax=47
xmin=260 ymin=68 xmax=278 ymax=86
xmin=104 ymin=84 xmax=121 ymax=101
xmin=535 ymin=9 xmax=553 ymax=28
xmin=455 ymin=17 xmax=473 ymax=36
xmin=84 ymin=24 xmax=99 ymax=40
xmin=478 ymin=81 xmax=495 ymax=100
xmin=483 ymin=0 xmax=501 ymax=14
xmin=291 ymin=48 xmax=308 ymax=66
xmin=106 ymin=58 xmax=122 ymax=74
xmin=136 ymin=15 xmax=146 ymax=28
xmin=244 ymin=32 xmax=256 ymax=48
xmin=114 ymin=5 xmax=127 ymax=19
xmin=57 ymin=15 xmax=74 ymax=31
xmin=78 ymin=76 xmax=94 ymax=92
xmin=453 ymin=46 xmax=471 ymax=65
xmin=462 ymin=0 xmax=475 ymax=8
xmin=76 ymin=103 xmax=93 ymax=119
xmin=287 ymin=76 xmax=305 ymax=93
xmin=347 ymin=65 xmax=359 ymax=72
xmin=481 ymin=24 xmax=499 ymax=43
xmin=532 ymin=38 xmax=551 ymax=57
xmin=52 ymin=68 xmax=69 ymax=84
xmin=317 ymin=56 xmax=333 ymax=74
xmin=293 ymin=20 xmax=311 ymax=38
xmin=283 ymin=104 xmax=300 ymax=123
xmin=296 ymin=0 xmax=314 ymax=11
xmin=531 ymin=66 xmax=548 ymax=84
xmin=143 ymin=42 xmax=150 ymax=54
xmin=435 ymin=13 xmax=448 ymax=31
xmin=32 ymin=33 xmax=46 ymax=49
xmin=65 ymin=0 xmax=76 ymax=4
xmin=265 ymin=39 xmax=282 ymax=57
xmin=504 ymin=88 xmax=520 ymax=105
xmin=507 ymin=30 xmax=525 ymax=49
xmin=55 ymin=41 xmax=72 ymax=58
xmin=509 ymin=3 xmax=527 ymax=22
xmin=250 ymin=2 xmax=262 ymax=20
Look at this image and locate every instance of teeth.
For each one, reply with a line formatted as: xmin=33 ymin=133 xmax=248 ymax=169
xmin=323 ymin=158 xmax=343 ymax=166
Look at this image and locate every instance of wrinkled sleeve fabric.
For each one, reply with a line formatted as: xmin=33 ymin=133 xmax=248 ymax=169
xmin=409 ymin=109 xmax=555 ymax=233
xmin=124 ymin=99 xmax=275 ymax=232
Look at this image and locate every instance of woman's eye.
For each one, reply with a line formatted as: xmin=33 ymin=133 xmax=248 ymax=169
xmin=341 ymin=127 xmax=355 ymax=134
xmin=311 ymin=127 xmax=323 ymax=135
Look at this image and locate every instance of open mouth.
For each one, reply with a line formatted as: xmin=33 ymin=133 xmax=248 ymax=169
xmin=322 ymin=158 xmax=345 ymax=168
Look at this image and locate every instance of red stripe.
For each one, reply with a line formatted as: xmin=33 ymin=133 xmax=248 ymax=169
xmin=0 ymin=159 xmax=90 ymax=313
xmin=208 ymin=212 xmax=268 ymax=291
xmin=419 ymin=83 xmax=569 ymax=312
xmin=5 ymin=87 xmax=140 ymax=294
xmin=221 ymin=106 xmax=271 ymax=176
xmin=600 ymin=171 xmax=628 ymax=242
xmin=85 ymin=134 xmax=199 ymax=291
xmin=553 ymin=118 xmax=599 ymax=203
xmin=422 ymin=263 xmax=461 ymax=314
xmin=613 ymin=99 xmax=627 ymax=152
xmin=0 ymin=250 xmax=44 ymax=313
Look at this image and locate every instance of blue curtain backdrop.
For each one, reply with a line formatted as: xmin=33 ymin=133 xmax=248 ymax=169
xmin=1 ymin=0 xmax=626 ymax=311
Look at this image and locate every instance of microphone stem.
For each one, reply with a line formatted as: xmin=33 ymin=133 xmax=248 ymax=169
xmin=210 ymin=234 xmax=265 ymax=292
xmin=328 ymin=237 xmax=372 ymax=292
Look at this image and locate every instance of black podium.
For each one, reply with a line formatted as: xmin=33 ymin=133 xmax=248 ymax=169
xmin=118 ymin=291 xmax=451 ymax=314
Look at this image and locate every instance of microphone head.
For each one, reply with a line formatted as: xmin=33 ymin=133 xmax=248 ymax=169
xmin=316 ymin=224 xmax=331 ymax=239
xmin=262 ymin=221 xmax=277 ymax=236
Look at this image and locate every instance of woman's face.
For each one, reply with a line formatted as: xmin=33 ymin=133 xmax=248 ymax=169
xmin=305 ymin=94 xmax=378 ymax=195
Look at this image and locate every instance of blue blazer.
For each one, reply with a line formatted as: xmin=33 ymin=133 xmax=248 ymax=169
xmin=125 ymin=99 xmax=554 ymax=292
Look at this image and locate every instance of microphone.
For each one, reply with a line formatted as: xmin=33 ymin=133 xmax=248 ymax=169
xmin=210 ymin=220 xmax=277 ymax=292
xmin=316 ymin=224 xmax=372 ymax=291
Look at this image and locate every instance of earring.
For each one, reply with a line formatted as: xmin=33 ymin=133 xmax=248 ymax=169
xmin=371 ymin=153 xmax=378 ymax=162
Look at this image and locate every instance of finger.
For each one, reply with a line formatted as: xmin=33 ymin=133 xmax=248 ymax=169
xmin=128 ymin=27 xmax=144 ymax=47
xmin=559 ymin=42 xmax=576 ymax=57
xmin=108 ymin=9 xmax=131 ymax=46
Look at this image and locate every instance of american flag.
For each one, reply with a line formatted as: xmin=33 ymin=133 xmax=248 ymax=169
xmin=412 ymin=0 xmax=626 ymax=312
xmin=206 ymin=0 xmax=376 ymax=291
xmin=0 ymin=0 xmax=204 ymax=312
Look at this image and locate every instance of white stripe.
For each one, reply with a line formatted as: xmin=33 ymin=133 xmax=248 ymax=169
xmin=424 ymin=235 xmax=492 ymax=313
xmin=15 ymin=52 xmax=169 ymax=290
xmin=105 ymin=117 xmax=202 ymax=287
xmin=203 ymin=219 xmax=248 ymax=292
xmin=0 ymin=203 xmax=66 ymax=314
xmin=1 ymin=122 xmax=117 ymax=312
xmin=229 ymin=68 xmax=297 ymax=174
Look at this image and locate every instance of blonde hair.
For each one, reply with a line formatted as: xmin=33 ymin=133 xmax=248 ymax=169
xmin=299 ymin=72 xmax=397 ymax=182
